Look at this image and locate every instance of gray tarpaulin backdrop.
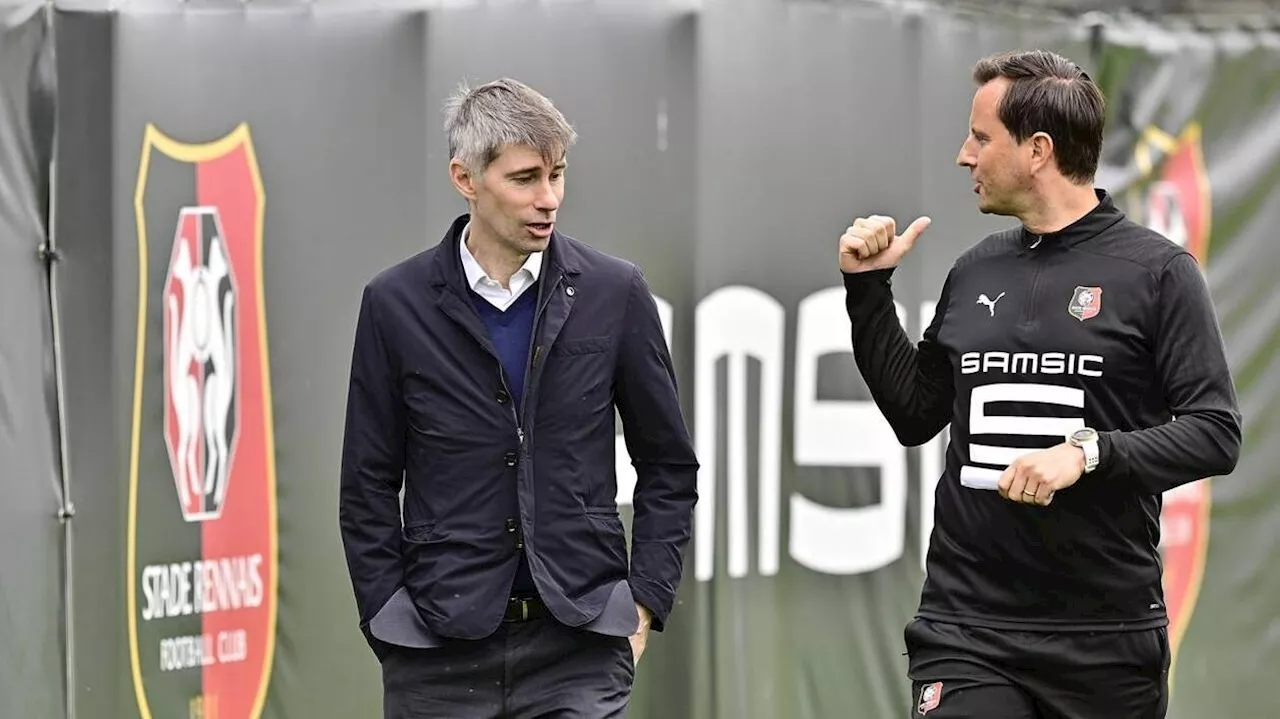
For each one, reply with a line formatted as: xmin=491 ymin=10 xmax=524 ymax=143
xmin=0 ymin=2 xmax=63 ymax=719
xmin=2 ymin=0 xmax=1277 ymax=716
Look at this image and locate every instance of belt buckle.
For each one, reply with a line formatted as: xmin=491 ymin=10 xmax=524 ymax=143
xmin=509 ymin=597 xmax=529 ymax=622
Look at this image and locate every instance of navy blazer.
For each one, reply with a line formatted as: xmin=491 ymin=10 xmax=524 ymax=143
xmin=339 ymin=214 xmax=699 ymax=652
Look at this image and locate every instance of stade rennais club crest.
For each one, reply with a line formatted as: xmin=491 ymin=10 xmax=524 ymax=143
xmin=1129 ymin=121 xmax=1214 ymax=677
xmin=129 ymin=122 xmax=278 ymax=719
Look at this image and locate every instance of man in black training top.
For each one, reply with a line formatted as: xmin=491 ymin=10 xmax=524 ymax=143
xmin=837 ymin=50 xmax=1241 ymax=718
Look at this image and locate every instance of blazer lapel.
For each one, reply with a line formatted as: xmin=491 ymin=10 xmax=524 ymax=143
xmin=428 ymin=215 xmax=499 ymax=359
xmin=526 ymin=237 xmax=581 ymax=387
xmin=437 ymin=289 xmax=498 ymax=358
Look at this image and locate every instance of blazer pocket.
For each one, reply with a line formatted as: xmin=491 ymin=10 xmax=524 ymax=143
xmin=402 ymin=520 xmax=438 ymax=544
xmin=551 ymin=336 xmax=611 ymax=357
xmin=583 ymin=507 xmax=627 ymax=564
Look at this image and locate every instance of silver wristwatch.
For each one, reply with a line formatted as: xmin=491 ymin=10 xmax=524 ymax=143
xmin=1067 ymin=427 xmax=1100 ymax=473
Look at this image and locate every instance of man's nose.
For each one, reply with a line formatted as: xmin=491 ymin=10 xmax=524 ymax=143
xmin=534 ymin=180 xmax=559 ymax=211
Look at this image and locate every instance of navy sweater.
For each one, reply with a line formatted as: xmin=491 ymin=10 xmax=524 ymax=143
xmin=468 ymin=284 xmax=538 ymax=597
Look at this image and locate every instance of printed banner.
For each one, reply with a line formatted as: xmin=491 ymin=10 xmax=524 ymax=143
xmin=36 ymin=2 xmax=1280 ymax=719
xmin=127 ymin=123 xmax=277 ymax=719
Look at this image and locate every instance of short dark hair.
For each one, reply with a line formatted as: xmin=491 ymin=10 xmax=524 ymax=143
xmin=973 ymin=50 xmax=1106 ymax=184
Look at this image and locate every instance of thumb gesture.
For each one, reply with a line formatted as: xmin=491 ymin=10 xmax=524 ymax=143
xmin=839 ymin=215 xmax=931 ymax=273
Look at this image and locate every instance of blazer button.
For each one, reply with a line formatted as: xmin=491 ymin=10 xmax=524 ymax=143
xmin=504 ymin=451 xmax=518 ymax=467
xmin=496 ymin=390 xmax=510 ymax=404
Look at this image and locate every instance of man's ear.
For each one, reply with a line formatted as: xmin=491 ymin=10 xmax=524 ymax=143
xmin=449 ymin=159 xmax=478 ymax=202
xmin=1029 ymin=132 xmax=1055 ymax=175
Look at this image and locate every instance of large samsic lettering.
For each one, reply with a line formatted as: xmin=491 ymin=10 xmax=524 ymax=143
xmin=613 ymin=286 xmax=943 ymax=580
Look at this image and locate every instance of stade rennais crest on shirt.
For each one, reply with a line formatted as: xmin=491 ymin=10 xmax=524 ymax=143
xmin=128 ymin=122 xmax=278 ymax=719
xmin=1125 ymin=121 xmax=1214 ymax=672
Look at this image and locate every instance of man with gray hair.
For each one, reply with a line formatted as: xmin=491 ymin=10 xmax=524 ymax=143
xmin=339 ymin=77 xmax=699 ymax=717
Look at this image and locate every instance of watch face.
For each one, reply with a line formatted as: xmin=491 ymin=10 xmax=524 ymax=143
xmin=1071 ymin=429 xmax=1096 ymax=443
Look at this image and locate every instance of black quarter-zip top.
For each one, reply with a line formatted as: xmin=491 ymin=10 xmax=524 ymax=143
xmin=842 ymin=190 xmax=1241 ymax=631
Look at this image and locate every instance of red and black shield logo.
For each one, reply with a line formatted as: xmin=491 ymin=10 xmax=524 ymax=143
xmin=128 ymin=123 xmax=277 ymax=719
xmin=1132 ymin=121 xmax=1214 ymax=675
xmin=917 ymin=681 xmax=943 ymax=716
xmin=1140 ymin=124 xmax=1211 ymax=261
xmin=1067 ymin=285 xmax=1103 ymax=322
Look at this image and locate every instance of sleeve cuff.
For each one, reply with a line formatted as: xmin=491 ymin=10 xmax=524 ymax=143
xmin=841 ymin=267 xmax=896 ymax=289
xmin=628 ymin=577 xmax=673 ymax=632
xmin=1097 ymin=431 xmax=1111 ymax=469
xmin=842 ymin=268 xmax=897 ymax=315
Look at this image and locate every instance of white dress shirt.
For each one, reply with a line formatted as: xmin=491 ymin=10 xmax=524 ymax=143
xmin=458 ymin=222 xmax=543 ymax=311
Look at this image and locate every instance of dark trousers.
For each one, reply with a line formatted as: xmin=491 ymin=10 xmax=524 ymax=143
xmin=905 ymin=617 xmax=1170 ymax=718
xmin=381 ymin=616 xmax=635 ymax=718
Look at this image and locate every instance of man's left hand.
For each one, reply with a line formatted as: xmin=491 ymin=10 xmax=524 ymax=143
xmin=629 ymin=603 xmax=652 ymax=665
xmin=997 ymin=443 xmax=1086 ymax=506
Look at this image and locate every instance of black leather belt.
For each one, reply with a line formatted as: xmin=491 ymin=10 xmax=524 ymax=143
xmin=503 ymin=596 xmax=550 ymax=622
